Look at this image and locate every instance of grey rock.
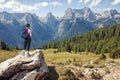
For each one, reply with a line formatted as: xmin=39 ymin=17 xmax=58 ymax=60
xmin=0 ymin=49 xmax=49 ymax=80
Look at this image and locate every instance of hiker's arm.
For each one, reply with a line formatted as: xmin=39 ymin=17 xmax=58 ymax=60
xmin=30 ymin=30 xmax=32 ymax=37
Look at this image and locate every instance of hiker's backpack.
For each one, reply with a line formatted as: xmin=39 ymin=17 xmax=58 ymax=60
xmin=21 ymin=29 xmax=29 ymax=39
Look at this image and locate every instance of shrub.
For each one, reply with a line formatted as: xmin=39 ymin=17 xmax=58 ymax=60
xmin=100 ymin=53 xmax=106 ymax=60
xmin=0 ymin=41 xmax=13 ymax=51
xmin=73 ymin=57 xmax=76 ymax=62
xmin=65 ymin=70 xmax=76 ymax=80
xmin=65 ymin=59 xmax=72 ymax=65
xmin=91 ymin=72 xmax=101 ymax=79
xmin=76 ymin=70 xmax=84 ymax=78
xmin=109 ymin=48 xmax=120 ymax=59
xmin=53 ymin=50 xmax=57 ymax=53
xmin=60 ymin=69 xmax=76 ymax=80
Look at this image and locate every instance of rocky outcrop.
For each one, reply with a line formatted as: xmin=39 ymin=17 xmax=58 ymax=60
xmin=0 ymin=50 xmax=49 ymax=80
xmin=65 ymin=62 xmax=120 ymax=80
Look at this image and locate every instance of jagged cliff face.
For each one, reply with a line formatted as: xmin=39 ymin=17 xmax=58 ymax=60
xmin=0 ymin=50 xmax=49 ymax=80
xmin=40 ymin=12 xmax=59 ymax=34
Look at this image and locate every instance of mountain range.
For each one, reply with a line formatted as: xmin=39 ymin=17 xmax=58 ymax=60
xmin=0 ymin=7 xmax=120 ymax=48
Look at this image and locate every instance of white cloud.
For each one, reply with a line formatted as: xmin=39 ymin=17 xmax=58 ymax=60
xmin=13 ymin=4 xmax=37 ymax=12
xmin=35 ymin=2 xmax=48 ymax=9
xmin=0 ymin=0 xmax=37 ymax=12
xmin=79 ymin=0 xmax=91 ymax=4
xmin=36 ymin=2 xmax=48 ymax=7
xmin=111 ymin=0 xmax=120 ymax=5
xmin=78 ymin=0 xmax=101 ymax=8
xmin=84 ymin=0 xmax=91 ymax=4
xmin=50 ymin=1 xmax=63 ymax=7
xmin=0 ymin=0 xmax=62 ymax=13
xmin=0 ymin=0 xmax=5 ymax=3
xmin=95 ymin=8 xmax=112 ymax=13
xmin=4 ymin=0 xmax=19 ymax=9
xmin=67 ymin=0 xmax=72 ymax=4
xmin=103 ymin=8 xmax=112 ymax=11
xmin=89 ymin=0 xmax=101 ymax=8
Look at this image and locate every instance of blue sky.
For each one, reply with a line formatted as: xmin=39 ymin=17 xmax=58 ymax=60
xmin=0 ymin=0 xmax=120 ymax=17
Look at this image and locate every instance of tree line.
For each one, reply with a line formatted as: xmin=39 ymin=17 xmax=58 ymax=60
xmin=0 ymin=41 xmax=12 ymax=50
xmin=43 ymin=24 xmax=120 ymax=59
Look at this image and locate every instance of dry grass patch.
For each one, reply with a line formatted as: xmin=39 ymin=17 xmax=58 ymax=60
xmin=43 ymin=49 xmax=102 ymax=64
xmin=0 ymin=50 xmax=18 ymax=62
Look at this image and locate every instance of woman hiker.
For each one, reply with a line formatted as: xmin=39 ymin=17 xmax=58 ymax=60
xmin=22 ymin=23 xmax=32 ymax=56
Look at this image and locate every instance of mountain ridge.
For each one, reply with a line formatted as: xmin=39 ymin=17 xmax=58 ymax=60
xmin=0 ymin=7 xmax=120 ymax=48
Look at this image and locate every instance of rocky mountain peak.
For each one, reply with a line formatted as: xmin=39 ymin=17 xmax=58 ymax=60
xmin=83 ymin=7 xmax=92 ymax=12
xmin=73 ymin=7 xmax=96 ymax=21
xmin=0 ymin=11 xmax=13 ymax=21
xmin=64 ymin=8 xmax=74 ymax=19
xmin=110 ymin=9 xmax=119 ymax=14
xmin=82 ymin=7 xmax=96 ymax=21
xmin=66 ymin=8 xmax=73 ymax=12
xmin=46 ymin=12 xmax=53 ymax=18
xmin=101 ymin=9 xmax=120 ymax=18
xmin=39 ymin=12 xmax=59 ymax=34
xmin=42 ymin=12 xmax=57 ymax=22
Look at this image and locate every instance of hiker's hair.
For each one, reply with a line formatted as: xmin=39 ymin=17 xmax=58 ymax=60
xmin=26 ymin=23 xmax=30 ymax=27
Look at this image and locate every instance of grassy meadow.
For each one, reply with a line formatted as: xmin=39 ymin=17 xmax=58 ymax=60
xmin=0 ymin=49 xmax=110 ymax=64
xmin=0 ymin=49 xmax=120 ymax=80
xmin=42 ymin=49 xmax=110 ymax=64
xmin=0 ymin=50 xmax=18 ymax=62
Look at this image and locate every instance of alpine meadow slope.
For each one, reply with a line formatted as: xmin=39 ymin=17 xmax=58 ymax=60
xmin=44 ymin=24 xmax=120 ymax=58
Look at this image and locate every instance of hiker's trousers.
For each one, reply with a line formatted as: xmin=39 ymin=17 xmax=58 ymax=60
xmin=24 ymin=38 xmax=31 ymax=51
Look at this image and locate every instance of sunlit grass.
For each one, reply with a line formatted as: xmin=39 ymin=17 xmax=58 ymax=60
xmin=0 ymin=49 xmax=110 ymax=64
xmin=0 ymin=50 xmax=18 ymax=62
xmin=42 ymin=49 xmax=110 ymax=64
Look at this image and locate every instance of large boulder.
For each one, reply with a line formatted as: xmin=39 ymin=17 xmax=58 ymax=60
xmin=0 ymin=50 xmax=49 ymax=80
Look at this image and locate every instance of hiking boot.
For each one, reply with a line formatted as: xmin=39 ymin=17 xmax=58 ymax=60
xmin=20 ymin=50 xmax=26 ymax=56
xmin=25 ymin=51 xmax=30 ymax=57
